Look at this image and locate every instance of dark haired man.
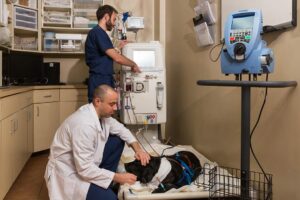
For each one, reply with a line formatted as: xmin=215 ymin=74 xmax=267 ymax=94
xmin=85 ymin=5 xmax=141 ymax=103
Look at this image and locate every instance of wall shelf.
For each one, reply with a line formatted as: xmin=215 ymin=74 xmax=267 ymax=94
xmin=42 ymin=26 xmax=91 ymax=33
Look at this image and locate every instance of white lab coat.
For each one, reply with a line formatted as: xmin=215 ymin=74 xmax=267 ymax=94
xmin=44 ymin=103 xmax=137 ymax=200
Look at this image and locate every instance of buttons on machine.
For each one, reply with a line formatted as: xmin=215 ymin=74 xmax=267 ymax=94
xmin=229 ymin=29 xmax=252 ymax=44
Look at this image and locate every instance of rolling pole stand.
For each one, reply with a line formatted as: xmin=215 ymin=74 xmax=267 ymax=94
xmin=197 ymin=79 xmax=297 ymax=199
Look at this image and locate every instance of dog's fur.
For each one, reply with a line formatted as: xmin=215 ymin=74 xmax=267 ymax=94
xmin=125 ymin=151 xmax=202 ymax=193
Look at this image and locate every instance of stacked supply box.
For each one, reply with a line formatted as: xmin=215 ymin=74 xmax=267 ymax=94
xmin=73 ymin=0 xmax=102 ymax=28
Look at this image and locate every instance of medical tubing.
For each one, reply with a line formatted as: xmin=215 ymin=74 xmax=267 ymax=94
xmin=140 ymin=127 xmax=160 ymax=156
xmin=209 ymin=42 xmax=225 ymax=62
xmin=250 ymin=73 xmax=270 ymax=184
xmin=161 ymin=146 xmax=176 ymax=156
xmin=134 ymin=132 xmax=149 ymax=153
xmin=128 ymin=92 xmax=139 ymax=123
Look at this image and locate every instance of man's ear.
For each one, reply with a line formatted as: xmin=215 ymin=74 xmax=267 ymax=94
xmin=94 ymin=97 xmax=101 ymax=105
xmin=104 ymin=13 xmax=110 ymax=21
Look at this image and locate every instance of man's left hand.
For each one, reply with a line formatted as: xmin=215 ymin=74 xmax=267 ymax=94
xmin=135 ymin=151 xmax=150 ymax=166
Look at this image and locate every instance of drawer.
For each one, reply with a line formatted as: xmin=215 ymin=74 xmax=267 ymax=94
xmin=14 ymin=6 xmax=38 ymax=30
xmin=1 ymin=91 xmax=33 ymax=120
xmin=33 ymin=89 xmax=59 ymax=103
xmin=60 ymin=89 xmax=87 ymax=102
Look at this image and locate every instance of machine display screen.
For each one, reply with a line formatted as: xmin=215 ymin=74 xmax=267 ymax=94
xmin=133 ymin=50 xmax=155 ymax=68
xmin=231 ymin=15 xmax=254 ymax=30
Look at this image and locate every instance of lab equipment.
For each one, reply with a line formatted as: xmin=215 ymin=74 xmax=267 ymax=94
xmin=126 ymin=17 xmax=144 ymax=30
xmin=221 ymin=9 xmax=274 ymax=75
xmin=55 ymin=33 xmax=83 ymax=51
xmin=112 ymin=12 xmax=144 ymax=41
xmin=120 ymin=41 xmax=166 ymax=125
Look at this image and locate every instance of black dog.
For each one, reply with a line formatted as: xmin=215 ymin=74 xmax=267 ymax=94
xmin=125 ymin=151 xmax=202 ymax=193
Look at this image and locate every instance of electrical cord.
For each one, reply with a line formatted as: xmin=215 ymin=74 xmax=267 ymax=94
xmin=249 ymin=73 xmax=272 ymax=199
xmin=209 ymin=41 xmax=225 ymax=62
xmin=128 ymin=92 xmax=139 ymax=123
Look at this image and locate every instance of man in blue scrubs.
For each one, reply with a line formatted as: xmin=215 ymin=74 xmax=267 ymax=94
xmin=85 ymin=5 xmax=141 ymax=103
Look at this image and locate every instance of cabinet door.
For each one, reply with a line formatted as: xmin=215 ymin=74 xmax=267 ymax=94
xmin=15 ymin=108 xmax=29 ymax=176
xmin=34 ymin=102 xmax=59 ymax=152
xmin=26 ymin=105 xmax=34 ymax=157
xmin=59 ymin=101 xmax=85 ymax=123
xmin=0 ymin=121 xmax=3 ymax=200
xmin=0 ymin=114 xmax=17 ymax=198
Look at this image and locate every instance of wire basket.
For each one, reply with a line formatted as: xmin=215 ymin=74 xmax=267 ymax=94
xmin=209 ymin=166 xmax=272 ymax=200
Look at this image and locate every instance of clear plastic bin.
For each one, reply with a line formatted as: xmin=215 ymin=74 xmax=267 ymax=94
xmin=44 ymin=11 xmax=71 ymax=25
xmin=59 ymin=39 xmax=82 ymax=52
xmin=73 ymin=0 xmax=102 ymax=28
xmin=44 ymin=38 xmax=59 ymax=51
xmin=14 ymin=36 xmax=38 ymax=50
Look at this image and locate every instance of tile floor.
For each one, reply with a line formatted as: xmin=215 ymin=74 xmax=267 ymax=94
xmin=4 ymin=151 xmax=49 ymax=200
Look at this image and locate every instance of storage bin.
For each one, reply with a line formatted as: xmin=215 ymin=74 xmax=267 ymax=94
xmin=14 ymin=6 xmax=37 ymax=30
xmin=14 ymin=36 xmax=38 ymax=50
xmin=59 ymin=39 xmax=82 ymax=52
xmin=44 ymin=38 xmax=59 ymax=51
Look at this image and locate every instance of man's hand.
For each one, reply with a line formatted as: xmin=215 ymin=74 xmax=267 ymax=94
xmin=113 ymin=172 xmax=137 ymax=185
xmin=118 ymin=40 xmax=128 ymax=49
xmin=135 ymin=150 xmax=150 ymax=166
xmin=131 ymin=64 xmax=141 ymax=73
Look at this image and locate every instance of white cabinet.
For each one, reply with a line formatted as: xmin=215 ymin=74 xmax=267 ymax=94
xmin=26 ymin=105 xmax=34 ymax=156
xmin=1 ymin=113 xmax=17 ymax=198
xmin=0 ymin=120 xmax=3 ymax=200
xmin=33 ymin=89 xmax=59 ymax=152
xmin=59 ymin=88 xmax=87 ymax=123
xmin=0 ymin=87 xmax=86 ymax=199
xmin=0 ymin=105 xmax=31 ymax=199
xmin=0 ymin=90 xmax=33 ymax=199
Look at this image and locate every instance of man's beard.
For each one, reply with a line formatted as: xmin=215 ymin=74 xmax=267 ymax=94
xmin=106 ymin=19 xmax=114 ymax=31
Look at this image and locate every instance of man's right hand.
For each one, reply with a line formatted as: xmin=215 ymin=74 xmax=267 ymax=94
xmin=113 ymin=172 xmax=137 ymax=185
xmin=132 ymin=64 xmax=141 ymax=73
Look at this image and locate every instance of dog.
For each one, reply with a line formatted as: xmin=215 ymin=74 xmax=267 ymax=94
xmin=125 ymin=151 xmax=202 ymax=193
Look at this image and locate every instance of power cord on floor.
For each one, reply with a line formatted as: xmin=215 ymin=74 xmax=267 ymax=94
xmin=250 ymin=73 xmax=271 ymax=185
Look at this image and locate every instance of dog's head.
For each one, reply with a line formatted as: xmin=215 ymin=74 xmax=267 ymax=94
xmin=125 ymin=156 xmax=161 ymax=183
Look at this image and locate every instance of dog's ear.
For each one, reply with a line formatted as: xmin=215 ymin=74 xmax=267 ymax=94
xmin=124 ymin=160 xmax=143 ymax=178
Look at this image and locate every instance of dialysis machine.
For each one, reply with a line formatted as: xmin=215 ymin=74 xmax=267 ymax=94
xmin=120 ymin=41 xmax=166 ymax=125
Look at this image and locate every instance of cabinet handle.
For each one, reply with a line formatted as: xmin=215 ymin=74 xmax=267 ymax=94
xmin=37 ymin=106 xmax=39 ymax=117
xmin=27 ymin=110 xmax=32 ymax=121
xmin=44 ymin=95 xmax=52 ymax=98
xmin=10 ymin=119 xmax=14 ymax=134
xmin=15 ymin=120 xmax=18 ymax=131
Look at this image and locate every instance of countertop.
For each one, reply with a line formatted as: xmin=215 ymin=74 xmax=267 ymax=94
xmin=0 ymin=84 xmax=87 ymax=98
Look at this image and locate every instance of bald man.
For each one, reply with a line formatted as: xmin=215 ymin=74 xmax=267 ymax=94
xmin=45 ymin=85 xmax=150 ymax=200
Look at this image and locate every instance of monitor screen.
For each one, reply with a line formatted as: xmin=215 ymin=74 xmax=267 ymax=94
xmin=133 ymin=50 xmax=155 ymax=68
xmin=231 ymin=15 xmax=254 ymax=30
xmin=7 ymin=51 xmax=43 ymax=84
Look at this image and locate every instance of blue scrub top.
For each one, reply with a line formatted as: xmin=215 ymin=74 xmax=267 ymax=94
xmin=85 ymin=25 xmax=115 ymax=102
xmin=85 ymin=25 xmax=114 ymax=75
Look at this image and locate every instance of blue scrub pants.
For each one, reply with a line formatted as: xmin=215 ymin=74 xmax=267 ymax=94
xmin=88 ymin=74 xmax=115 ymax=103
xmin=86 ymin=135 xmax=125 ymax=200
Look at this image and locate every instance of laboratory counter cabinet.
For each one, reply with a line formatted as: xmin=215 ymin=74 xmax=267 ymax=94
xmin=0 ymin=84 xmax=87 ymax=200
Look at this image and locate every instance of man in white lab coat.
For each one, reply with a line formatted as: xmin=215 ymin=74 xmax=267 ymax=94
xmin=44 ymin=85 xmax=150 ymax=200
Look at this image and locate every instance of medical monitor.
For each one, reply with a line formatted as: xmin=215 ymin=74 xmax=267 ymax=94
xmin=231 ymin=15 xmax=254 ymax=30
xmin=122 ymin=42 xmax=164 ymax=71
xmin=133 ymin=50 xmax=155 ymax=68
